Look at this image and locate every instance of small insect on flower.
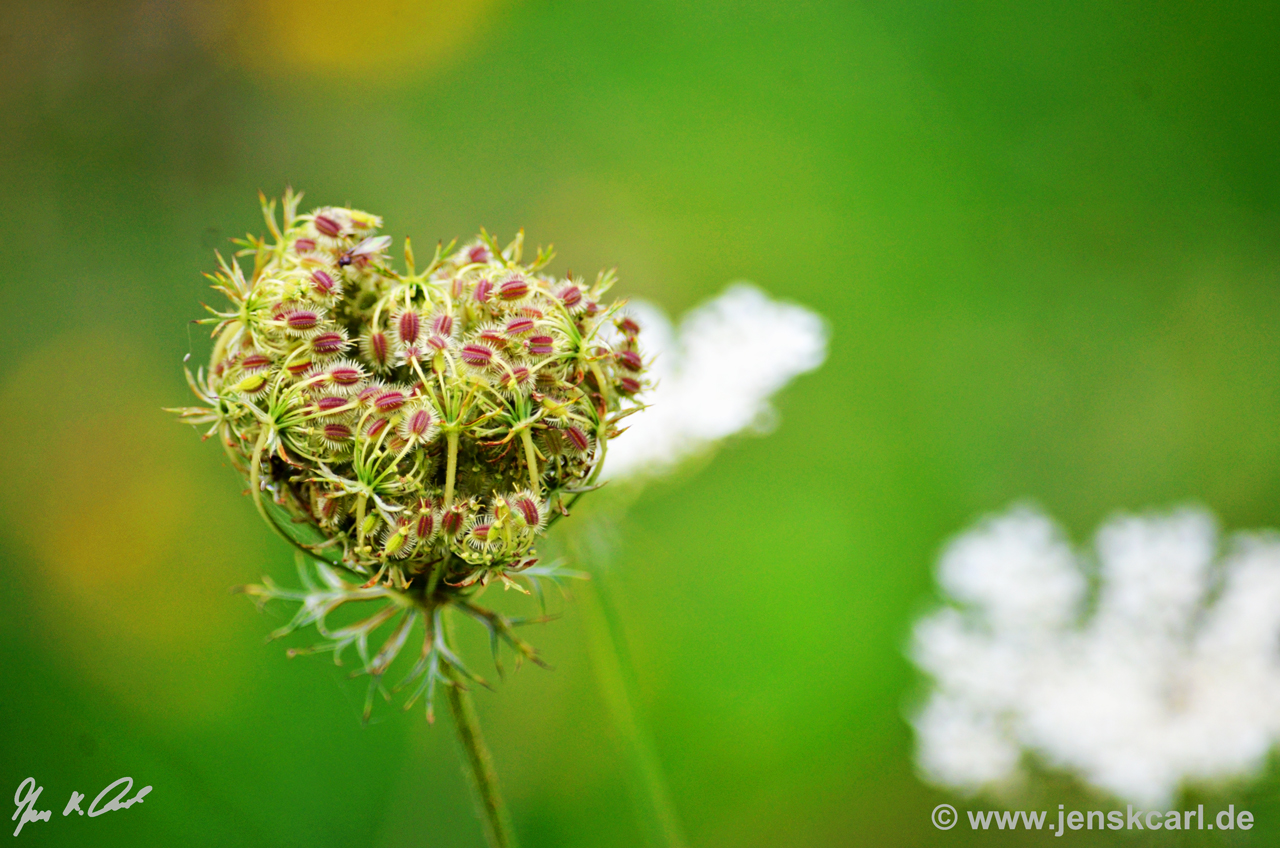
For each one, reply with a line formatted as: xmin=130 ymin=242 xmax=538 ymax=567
xmin=339 ymin=235 xmax=392 ymax=267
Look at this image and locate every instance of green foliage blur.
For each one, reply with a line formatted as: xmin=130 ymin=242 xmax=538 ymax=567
xmin=2 ymin=1 xmax=1279 ymax=845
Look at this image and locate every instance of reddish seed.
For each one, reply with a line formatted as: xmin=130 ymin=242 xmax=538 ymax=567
xmin=241 ymin=353 xmax=271 ymax=371
xmin=312 ymin=332 xmax=348 ymax=355
xmin=432 ymin=314 xmax=453 ymax=336
xmin=461 ymin=344 xmax=494 ymax=366
xmin=468 ymin=245 xmax=491 ymax=263
xmin=443 ymin=510 xmax=464 ymax=535
xmin=473 ymin=279 xmax=493 ymax=303
xmin=499 ymin=277 xmax=529 ymax=300
xmin=356 ymin=385 xmax=381 ymax=405
xmin=618 ymin=316 xmax=641 ymax=336
xmin=397 ymin=310 xmax=421 ymax=344
xmin=616 ymin=349 xmax=643 ymax=371
xmin=316 ymin=396 xmax=347 ymax=412
xmin=619 ymin=376 xmax=641 ymax=394
xmin=473 ymin=523 xmax=492 ymax=542
xmin=505 ymin=317 xmax=535 ymax=336
xmin=328 ymin=364 xmax=362 ymax=385
xmin=294 ymin=238 xmax=317 ymax=252
xmin=365 ymin=417 xmax=389 ymax=439
xmin=367 ymin=331 xmax=390 ymax=366
xmin=375 ymin=391 xmax=407 ymax=412
xmin=323 ymin=423 xmax=352 ymax=442
xmin=450 ymin=277 xmax=465 ymax=299
xmin=479 ymin=327 xmax=505 ymax=346
xmin=287 ymin=357 xmax=313 ymax=375
xmin=527 ymin=335 xmax=555 ymax=356
xmin=416 ymin=512 xmax=435 ymax=538
xmin=565 ymin=426 xmax=589 ymax=452
xmin=516 ymin=498 xmax=540 ymax=526
xmin=406 ymin=409 xmax=433 ymax=436
xmin=314 ymin=215 xmax=342 ymax=237
xmin=427 ymin=334 xmax=449 ymax=352
xmin=287 ymin=310 xmax=321 ymax=330
xmin=521 ymin=306 xmax=544 ymax=319
xmin=312 ymin=269 xmax=338 ymax=295
xmin=559 ymin=286 xmax=583 ymax=307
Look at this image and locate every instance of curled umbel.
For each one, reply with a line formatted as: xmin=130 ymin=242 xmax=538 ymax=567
xmin=174 ymin=190 xmax=647 ymax=593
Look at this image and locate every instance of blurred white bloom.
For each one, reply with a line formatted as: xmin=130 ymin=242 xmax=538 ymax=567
xmin=911 ymin=505 xmax=1280 ymax=807
xmin=602 ymin=283 xmax=828 ymax=480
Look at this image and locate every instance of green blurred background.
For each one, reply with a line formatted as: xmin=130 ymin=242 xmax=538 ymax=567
xmin=2 ymin=1 xmax=1279 ymax=845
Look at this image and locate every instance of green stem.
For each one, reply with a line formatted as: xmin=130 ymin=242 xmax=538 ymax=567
xmin=519 ymin=429 xmax=540 ymax=492
xmin=579 ymin=573 xmax=688 ymax=848
xmin=445 ymin=610 xmax=517 ymax=848
xmin=444 ymin=430 xmax=460 ymax=506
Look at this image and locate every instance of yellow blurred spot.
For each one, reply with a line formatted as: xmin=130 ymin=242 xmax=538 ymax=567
xmin=196 ymin=0 xmax=498 ymax=83
xmin=0 ymin=331 xmax=246 ymax=724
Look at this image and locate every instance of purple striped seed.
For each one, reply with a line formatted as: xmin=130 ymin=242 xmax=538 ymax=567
xmin=527 ymin=335 xmax=555 ymax=356
xmin=294 ymin=238 xmax=317 ymax=252
xmin=316 ymin=396 xmax=347 ymax=412
xmin=416 ymin=511 xmax=435 ymax=538
xmin=241 ymin=353 xmax=272 ymax=371
xmin=618 ymin=376 xmax=641 ymax=395
xmin=366 ymin=331 xmax=390 ymax=367
xmin=323 ymin=423 xmax=352 ymax=442
xmin=467 ymin=244 xmax=491 ymax=263
xmin=287 ymin=357 xmax=313 ymax=375
xmin=461 ymin=344 xmax=494 ymax=367
xmin=432 ymin=313 xmax=453 ymax=336
xmin=405 ymin=409 xmax=434 ymax=437
xmin=286 ymin=310 xmax=321 ymax=331
xmin=442 ymin=509 xmax=465 ymax=535
xmin=397 ymin=310 xmax=421 ymax=344
xmin=311 ymin=332 xmax=348 ymax=355
xmin=314 ymin=215 xmax=342 ymax=237
xmin=505 ymin=317 xmax=535 ymax=336
xmin=473 ymin=279 xmax=493 ymax=303
xmin=616 ymin=349 xmax=643 ymax=371
xmin=365 ymin=417 xmax=389 ymax=439
xmin=515 ymin=497 xmax=540 ymax=527
xmin=328 ymin=364 xmax=363 ymax=385
xmin=374 ymin=391 xmax=407 ymax=412
xmin=499 ymin=277 xmax=529 ymax=300
xmin=565 ymin=426 xmax=590 ymax=452
xmin=617 ymin=316 xmax=641 ymax=336
xmin=559 ymin=286 xmax=583 ymax=307
xmin=311 ymin=269 xmax=339 ymax=295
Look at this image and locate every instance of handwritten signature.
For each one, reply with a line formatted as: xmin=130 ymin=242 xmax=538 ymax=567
xmin=12 ymin=777 xmax=151 ymax=837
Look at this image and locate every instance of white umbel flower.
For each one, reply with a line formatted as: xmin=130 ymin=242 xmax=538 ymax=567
xmin=911 ymin=505 xmax=1280 ymax=807
xmin=602 ymin=283 xmax=828 ymax=480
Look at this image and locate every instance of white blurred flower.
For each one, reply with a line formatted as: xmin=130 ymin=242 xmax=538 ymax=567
xmin=602 ymin=283 xmax=828 ymax=480
xmin=910 ymin=505 xmax=1280 ymax=807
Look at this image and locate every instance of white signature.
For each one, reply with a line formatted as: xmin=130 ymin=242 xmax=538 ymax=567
xmin=12 ymin=777 xmax=151 ymax=837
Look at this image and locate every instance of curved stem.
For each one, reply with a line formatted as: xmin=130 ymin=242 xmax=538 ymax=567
xmin=445 ymin=610 xmax=518 ymax=848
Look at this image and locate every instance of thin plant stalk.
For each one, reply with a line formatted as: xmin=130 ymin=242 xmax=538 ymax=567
xmin=445 ymin=609 xmax=518 ymax=848
xmin=572 ymin=531 xmax=688 ymax=848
